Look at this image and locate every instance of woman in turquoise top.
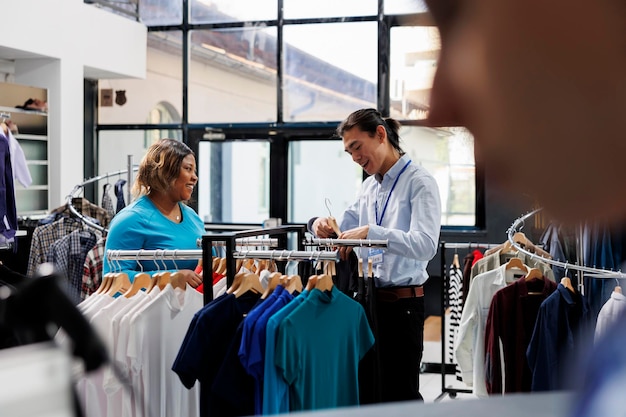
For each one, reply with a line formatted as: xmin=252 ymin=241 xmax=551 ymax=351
xmin=103 ymin=138 xmax=204 ymax=287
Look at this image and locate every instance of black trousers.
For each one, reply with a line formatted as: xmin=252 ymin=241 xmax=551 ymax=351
xmin=377 ymin=295 xmax=425 ymax=402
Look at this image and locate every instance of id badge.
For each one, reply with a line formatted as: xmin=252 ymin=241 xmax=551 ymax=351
xmin=369 ymin=248 xmax=384 ymax=266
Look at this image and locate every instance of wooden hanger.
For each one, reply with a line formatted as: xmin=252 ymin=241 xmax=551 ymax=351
xmin=107 ymin=273 xmax=131 ymax=297
xmin=524 ymin=268 xmax=544 ymax=281
xmin=261 ymin=271 xmax=283 ymax=299
xmin=227 ymin=270 xmax=248 ymax=294
xmin=305 ymin=275 xmax=318 ymax=291
xmin=285 ymin=275 xmax=303 ymax=294
xmin=156 ymin=271 xmax=172 ymax=291
xmin=216 ymin=258 xmax=227 ymax=275
xmin=96 ymin=273 xmax=114 ymax=294
xmin=452 ymin=253 xmax=461 ymax=269
xmin=169 ymin=271 xmax=188 ymax=290
xmin=505 ymin=257 xmax=529 ymax=273
xmin=212 ymin=257 xmax=220 ymax=273
xmin=315 ymin=273 xmax=334 ymax=292
xmin=234 ymin=273 xmax=264 ymax=298
xmin=615 ymin=285 xmax=623 ymax=294
xmin=123 ymin=272 xmax=151 ymax=298
xmin=560 ymin=277 xmax=575 ymax=293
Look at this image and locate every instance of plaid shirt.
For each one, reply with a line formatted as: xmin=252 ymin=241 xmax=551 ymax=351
xmin=47 ymin=229 xmax=101 ymax=304
xmin=27 ymin=217 xmax=84 ymax=277
xmin=101 ymin=184 xmax=115 ymax=218
xmin=51 ymin=197 xmax=112 ymax=228
xmin=82 ymin=237 xmax=106 ymax=299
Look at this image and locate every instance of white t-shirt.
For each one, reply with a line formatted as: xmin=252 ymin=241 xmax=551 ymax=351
xmin=127 ymin=284 xmax=203 ymax=417
xmin=117 ymin=287 xmax=162 ymax=417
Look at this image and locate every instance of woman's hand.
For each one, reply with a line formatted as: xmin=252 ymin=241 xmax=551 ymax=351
xmin=178 ymin=269 xmax=203 ymax=288
xmin=337 ymin=226 xmax=369 ymax=260
xmin=313 ymin=217 xmax=337 ymax=238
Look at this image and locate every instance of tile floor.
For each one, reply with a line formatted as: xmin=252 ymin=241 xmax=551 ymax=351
xmin=419 ymin=314 xmax=478 ymax=403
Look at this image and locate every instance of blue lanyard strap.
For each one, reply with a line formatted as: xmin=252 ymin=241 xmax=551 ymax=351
xmin=375 ymin=159 xmax=412 ymax=226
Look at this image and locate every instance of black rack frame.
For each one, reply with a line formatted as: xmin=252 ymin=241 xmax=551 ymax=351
xmin=200 ymin=224 xmax=307 ymax=305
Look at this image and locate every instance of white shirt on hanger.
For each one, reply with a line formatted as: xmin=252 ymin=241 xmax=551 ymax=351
xmin=455 ymin=264 xmax=521 ymax=397
xmin=115 ymin=287 xmax=162 ymax=417
xmin=595 ymin=290 xmax=626 ymax=341
xmin=126 ymin=284 xmax=203 ymax=417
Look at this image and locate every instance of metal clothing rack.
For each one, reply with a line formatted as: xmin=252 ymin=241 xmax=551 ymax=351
xmin=201 ymin=224 xmax=309 ymax=304
xmin=66 ymin=156 xmax=137 ymax=234
xmin=434 ymin=241 xmax=502 ymax=402
xmin=508 ymin=209 xmax=626 ymax=279
xmin=304 ymin=238 xmax=389 ymax=248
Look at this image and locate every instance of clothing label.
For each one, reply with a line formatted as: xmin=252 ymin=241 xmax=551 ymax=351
xmin=369 ymin=248 xmax=384 ymax=265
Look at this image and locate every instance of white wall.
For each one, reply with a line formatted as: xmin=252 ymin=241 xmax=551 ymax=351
xmin=0 ymin=0 xmax=146 ymax=209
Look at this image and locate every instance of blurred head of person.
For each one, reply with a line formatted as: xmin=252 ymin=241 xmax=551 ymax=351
xmin=132 ymin=138 xmax=198 ymax=203
xmin=425 ymin=0 xmax=626 ymax=224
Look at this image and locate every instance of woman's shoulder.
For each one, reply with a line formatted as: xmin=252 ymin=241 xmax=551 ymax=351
xmin=111 ymin=196 xmax=156 ymax=224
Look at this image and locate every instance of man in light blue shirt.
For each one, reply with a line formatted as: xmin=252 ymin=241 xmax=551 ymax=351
xmin=311 ymin=108 xmax=441 ymax=403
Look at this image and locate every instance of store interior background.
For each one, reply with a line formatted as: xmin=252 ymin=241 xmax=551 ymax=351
xmin=0 ymin=0 xmax=539 ymax=402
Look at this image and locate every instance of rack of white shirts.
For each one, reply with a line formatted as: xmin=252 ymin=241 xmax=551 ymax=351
xmin=508 ymin=209 xmax=626 ymax=279
xmin=435 ymin=241 xmax=502 ymax=402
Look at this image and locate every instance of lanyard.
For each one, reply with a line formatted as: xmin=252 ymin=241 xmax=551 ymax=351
xmin=375 ymin=159 xmax=412 ymax=226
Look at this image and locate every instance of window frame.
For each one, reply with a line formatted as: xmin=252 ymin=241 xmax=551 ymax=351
xmin=93 ymin=0 xmax=485 ymax=231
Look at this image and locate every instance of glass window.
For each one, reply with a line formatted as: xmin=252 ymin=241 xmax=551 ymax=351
xmin=400 ymin=126 xmax=475 ymax=226
xmin=389 ymin=26 xmax=440 ymax=120
xmin=283 ymin=22 xmax=377 ymax=122
xmin=190 ymin=0 xmax=276 ymax=24
xmin=288 ymin=140 xmax=362 ymax=223
xmin=140 ymin=0 xmax=182 ymax=25
xmin=284 ymin=0 xmax=376 ymax=19
xmin=98 ymin=32 xmax=183 ymax=125
xmin=385 ymin=0 xmax=429 ymax=15
xmin=197 ymin=141 xmax=270 ymax=223
xmin=97 ymin=129 xmax=182 ymax=205
xmin=189 ymin=27 xmax=277 ymax=123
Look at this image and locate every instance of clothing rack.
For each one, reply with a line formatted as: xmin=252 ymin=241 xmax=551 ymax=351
xmin=303 ymin=238 xmax=388 ymax=248
xmin=434 ymin=241 xmax=501 ymax=402
xmin=232 ymin=249 xmax=338 ymax=261
xmin=66 ymin=156 xmax=137 ymax=234
xmin=508 ymin=209 xmax=626 ymax=279
xmin=201 ymin=224 xmax=309 ymax=304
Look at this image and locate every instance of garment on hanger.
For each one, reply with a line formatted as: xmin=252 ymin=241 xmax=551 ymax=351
xmin=173 ymin=291 xmax=261 ymax=417
xmin=101 ymin=183 xmax=115 ymax=218
xmin=47 ymin=229 xmax=101 ymax=304
xmin=470 ymin=249 xmax=555 ymax=283
xmin=6 ymin=130 xmax=31 ymax=188
xmin=263 ymin=289 xmax=310 ymax=415
xmin=484 ymin=276 xmax=557 ymax=394
xmin=126 ymin=283 xmax=203 ymax=417
xmin=243 ymin=284 xmax=296 ymax=415
xmin=82 ymin=237 xmax=106 ymax=300
xmin=526 ymin=282 xmax=589 ymax=392
xmin=595 ymin=289 xmax=626 ymax=342
xmin=114 ymin=179 xmax=127 ymax=213
xmin=455 ymin=264 xmax=523 ymax=397
xmin=274 ymin=286 xmax=374 ymax=411
xmin=461 ymin=249 xmax=482 ymax=306
xmin=448 ymin=262 xmax=463 ymax=381
xmin=0 ymin=131 xmax=17 ymax=245
xmin=50 ymin=197 xmax=112 ymax=228
xmin=27 ymin=216 xmax=85 ymax=277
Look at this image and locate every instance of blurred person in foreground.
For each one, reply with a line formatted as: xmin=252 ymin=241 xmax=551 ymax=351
xmin=424 ymin=0 xmax=626 ymax=414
